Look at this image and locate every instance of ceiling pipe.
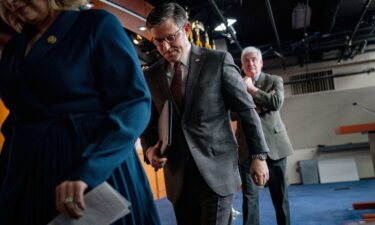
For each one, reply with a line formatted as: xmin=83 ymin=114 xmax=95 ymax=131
xmin=328 ymin=0 xmax=344 ymax=34
xmin=349 ymin=0 xmax=373 ymax=44
xmin=229 ymin=19 xmax=375 ymax=62
xmin=338 ymin=0 xmax=373 ymax=63
xmin=303 ymin=0 xmax=310 ymax=36
xmin=311 ymin=35 xmax=374 ymax=51
xmin=299 ymin=0 xmax=311 ymax=68
xmin=235 ymin=36 xmax=375 ymax=68
xmin=231 ymin=26 xmax=375 ymax=59
xmin=265 ymin=0 xmax=286 ymax=69
xmin=284 ymin=68 xmax=375 ymax=85
xmin=280 ymin=36 xmax=375 ymax=60
xmin=208 ymin=0 xmax=242 ymax=51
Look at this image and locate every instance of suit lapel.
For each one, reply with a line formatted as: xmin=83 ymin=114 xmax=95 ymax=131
xmin=183 ymin=45 xmax=204 ymax=116
xmin=155 ymin=59 xmax=171 ymax=100
xmin=255 ymin=72 xmax=266 ymax=89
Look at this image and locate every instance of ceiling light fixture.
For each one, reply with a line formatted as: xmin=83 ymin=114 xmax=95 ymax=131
xmin=81 ymin=2 xmax=94 ymax=10
xmin=214 ymin=19 xmax=237 ymax=32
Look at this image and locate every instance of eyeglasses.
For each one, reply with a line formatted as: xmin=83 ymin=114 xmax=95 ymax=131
xmin=151 ymin=24 xmax=185 ymax=46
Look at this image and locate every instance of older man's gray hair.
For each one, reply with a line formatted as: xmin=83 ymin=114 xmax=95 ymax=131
xmin=241 ymin=46 xmax=263 ymax=62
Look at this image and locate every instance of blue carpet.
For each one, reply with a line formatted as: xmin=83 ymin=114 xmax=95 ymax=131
xmin=155 ymin=179 xmax=375 ymax=225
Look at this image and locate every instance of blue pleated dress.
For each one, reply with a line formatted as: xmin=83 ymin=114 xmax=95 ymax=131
xmin=0 ymin=9 xmax=161 ymax=225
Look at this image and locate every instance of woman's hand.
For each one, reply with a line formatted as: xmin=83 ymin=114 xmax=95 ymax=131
xmin=56 ymin=180 xmax=88 ymax=219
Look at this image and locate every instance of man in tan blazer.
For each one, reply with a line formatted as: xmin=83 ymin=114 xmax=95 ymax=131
xmin=238 ymin=46 xmax=294 ymax=225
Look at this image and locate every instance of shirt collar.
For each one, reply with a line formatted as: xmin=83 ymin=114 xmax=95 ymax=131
xmin=254 ymin=73 xmax=261 ymax=82
xmin=170 ymin=43 xmax=191 ymax=68
xmin=180 ymin=43 xmax=191 ymax=66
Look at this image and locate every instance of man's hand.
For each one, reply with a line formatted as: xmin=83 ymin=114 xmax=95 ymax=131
xmin=244 ymin=76 xmax=259 ymax=96
xmin=146 ymin=141 xmax=168 ymax=171
xmin=56 ymin=180 xmax=88 ymax=219
xmin=250 ymin=159 xmax=269 ymax=186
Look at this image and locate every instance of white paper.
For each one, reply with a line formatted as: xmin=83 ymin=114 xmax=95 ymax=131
xmin=48 ymin=182 xmax=131 ymax=225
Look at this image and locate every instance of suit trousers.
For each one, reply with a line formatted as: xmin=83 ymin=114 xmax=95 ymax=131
xmin=173 ymin=155 xmax=233 ymax=225
xmin=240 ymin=157 xmax=290 ymax=225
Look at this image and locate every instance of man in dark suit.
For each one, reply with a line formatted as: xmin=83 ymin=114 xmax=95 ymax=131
xmin=238 ymin=46 xmax=294 ymax=225
xmin=140 ymin=3 xmax=270 ymax=225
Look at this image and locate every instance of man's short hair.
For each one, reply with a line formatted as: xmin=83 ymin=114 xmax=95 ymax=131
xmin=241 ymin=46 xmax=263 ymax=62
xmin=146 ymin=2 xmax=188 ymax=29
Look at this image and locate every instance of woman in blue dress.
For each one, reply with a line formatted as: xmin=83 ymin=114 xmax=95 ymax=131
xmin=0 ymin=0 xmax=161 ymax=224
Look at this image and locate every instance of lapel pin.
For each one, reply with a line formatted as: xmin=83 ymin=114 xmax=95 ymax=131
xmin=47 ymin=35 xmax=58 ymax=45
xmin=195 ymin=58 xmax=200 ymax=62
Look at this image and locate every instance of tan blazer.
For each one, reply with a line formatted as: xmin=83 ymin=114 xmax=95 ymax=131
xmin=238 ymin=72 xmax=293 ymax=163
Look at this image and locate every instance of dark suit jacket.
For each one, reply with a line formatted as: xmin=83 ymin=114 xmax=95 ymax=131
xmin=238 ymin=72 xmax=294 ymax=163
xmin=141 ymin=45 xmax=269 ymax=203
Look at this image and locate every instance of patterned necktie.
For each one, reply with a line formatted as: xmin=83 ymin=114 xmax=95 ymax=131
xmin=171 ymin=62 xmax=183 ymax=106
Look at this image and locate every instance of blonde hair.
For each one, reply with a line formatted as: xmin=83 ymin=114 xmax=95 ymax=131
xmin=0 ymin=0 xmax=88 ymax=32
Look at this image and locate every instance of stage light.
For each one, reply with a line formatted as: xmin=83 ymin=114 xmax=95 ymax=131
xmin=214 ymin=19 xmax=237 ymax=32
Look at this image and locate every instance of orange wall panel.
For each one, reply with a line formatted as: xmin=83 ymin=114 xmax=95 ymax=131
xmin=136 ymin=141 xmax=166 ymax=200
xmin=0 ymin=100 xmax=9 ymax=151
xmin=336 ymin=123 xmax=375 ymax=135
